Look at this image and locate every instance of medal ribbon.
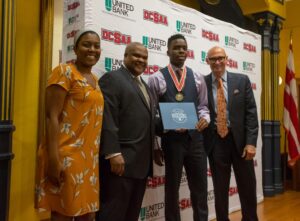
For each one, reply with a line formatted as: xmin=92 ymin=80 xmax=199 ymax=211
xmin=167 ymin=64 xmax=187 ymax=92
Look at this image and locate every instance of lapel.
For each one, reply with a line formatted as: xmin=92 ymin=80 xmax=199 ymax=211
xmin=207 ymin=73 xmax=215 ymax=112
xmin=121 ymin=66 xmax=151 ymax=112
xmin=227 ymin=72 xmax=235 ymax=112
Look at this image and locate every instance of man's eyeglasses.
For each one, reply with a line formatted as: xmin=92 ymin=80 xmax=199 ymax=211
xmin=208 ymin=56 xmax=226 ymax=63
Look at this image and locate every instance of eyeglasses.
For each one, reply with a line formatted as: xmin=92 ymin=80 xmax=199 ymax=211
xmin=208 ymin=56 xmax=226 ymax=63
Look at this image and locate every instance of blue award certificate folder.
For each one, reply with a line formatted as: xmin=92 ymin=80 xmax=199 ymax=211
xmin=159 ymin=102 xmax=198 ymax=130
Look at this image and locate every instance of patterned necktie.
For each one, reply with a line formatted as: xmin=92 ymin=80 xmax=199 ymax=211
xmin=216 ymin=77 xmax=228 ymax=138
xmin=134 ymin=77 xmax=150 ymax=107
xmin=176 ymin=69 xmax=182 ymax=81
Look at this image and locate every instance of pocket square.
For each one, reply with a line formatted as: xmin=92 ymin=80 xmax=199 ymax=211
xmin=234 ymin=89 xmax=240 ymax=94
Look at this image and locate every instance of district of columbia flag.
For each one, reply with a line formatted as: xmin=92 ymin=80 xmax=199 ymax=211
xmin=283 ymin=38 xmax=300 ymax=167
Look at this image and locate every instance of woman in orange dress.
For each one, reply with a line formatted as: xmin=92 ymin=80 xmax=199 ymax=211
xmin=35 ymin=29 xmax=103 ymax=221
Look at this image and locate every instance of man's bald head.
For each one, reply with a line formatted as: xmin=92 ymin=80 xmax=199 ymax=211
xmin=207 ymin=46 xmax=226 ymax=58
xmin=124 ymin=42 xmax=147 ymax=57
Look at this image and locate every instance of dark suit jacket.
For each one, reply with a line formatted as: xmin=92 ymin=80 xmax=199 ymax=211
xmin=204 ymin=72 xmax=258 ymax=156
xmin=99 ymin=66 xmax=156 ymax=179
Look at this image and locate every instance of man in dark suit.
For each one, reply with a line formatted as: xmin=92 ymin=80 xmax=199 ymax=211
xmin=97 ymin=42 xmax=155 ymax=221
xmin=148 ymin=34 xmax=210 ymax=221
xmin=204 ymin=46 xmax=258 ymax=221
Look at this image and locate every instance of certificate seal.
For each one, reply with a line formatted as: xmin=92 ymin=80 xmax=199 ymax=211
xmin=171 ymin=108 xmax=187 ymax=124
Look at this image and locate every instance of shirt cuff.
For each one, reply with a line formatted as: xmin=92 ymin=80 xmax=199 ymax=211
xmin=200 ymin=115 xmax=210 ymax=124
xmin=105 ymin=153 xmax=122 ymax=159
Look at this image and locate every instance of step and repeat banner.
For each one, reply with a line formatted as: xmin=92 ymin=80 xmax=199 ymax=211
xmin=62 ymin=0 xmax=263 ymax=220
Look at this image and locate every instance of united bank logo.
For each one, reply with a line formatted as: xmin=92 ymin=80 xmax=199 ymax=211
xmin=200 ymin=51 xmax=208 ymax=64
xmin=101 ymin=28 xmax=131 ymax=45
xmin=225 ymin=36 xmax=239 ymax=48
xmin=67 ymin=45 xmax=74 ymax=52
xmin=243 ymin=61 xmax=255 ymax=72
xmin=176 ymin=20 xmax=196 ymax=34
xmin=142 ymin=36 xmax=166 ymax=52
xmin=140 ymin=202 xmax=164 ymax=220
xmin=227 ymin=58 xmax=238 ymax=69
xmin=143 ymin=10 xmax=168 ymax=26
xmin=105 ymin=57 xmax=123 ymax=72
xmin=144 ymin=65 xmax=161 ymax=75
xmin=243 ymin=43 xmax=256 ymax=52
xmin=68 ymin=14 xmax=79 ymax=25
xmin=104 ymin=0 xmax=134 ymax=16
xmin=202 ymin=29 xmax=219 ymax=42
xmin=208 ymin=189 xmax=215 ymax=203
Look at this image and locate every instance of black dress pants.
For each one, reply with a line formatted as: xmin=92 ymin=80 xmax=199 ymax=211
xmin=97 ymin=165 xmax=147 ymax=221
xmin=162 ymin=133 xmax=208 ymax=221
xmin=208 ymin=132 xmax=258 ymax=221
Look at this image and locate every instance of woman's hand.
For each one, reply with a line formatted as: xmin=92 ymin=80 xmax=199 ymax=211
xmin=47 ymin=157 xmax=64 ymax=187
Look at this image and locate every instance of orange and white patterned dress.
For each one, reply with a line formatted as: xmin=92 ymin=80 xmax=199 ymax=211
xmin=35 ymin=63 xmax=103 ymax=216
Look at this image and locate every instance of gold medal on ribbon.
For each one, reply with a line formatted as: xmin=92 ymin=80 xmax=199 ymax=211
xmin=175 ymin=92 xmax=184 ymax=101
xmin=167 ymin=65 xmax=187 ymax=102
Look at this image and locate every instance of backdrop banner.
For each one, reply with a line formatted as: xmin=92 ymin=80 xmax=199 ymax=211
xmin=62 ymin=0 xmax=263 ymax=220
